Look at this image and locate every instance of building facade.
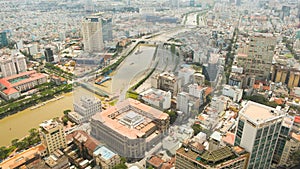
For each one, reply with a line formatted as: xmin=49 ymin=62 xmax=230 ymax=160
xmin=93 ymin=146 xmax=121 ymax=169
xmin=90 ymin=99 xmax=169 ymax=160
xmin=140 ymin=88 xmax=171 ymax=110
xmin=102 ymin=17 xmax=113 ymax=42
xmin=151 ymin=72 xmax=181 ymax=96
xmin=82 ymin=14 xmax=104 ymax=52
xmin=178 ymin=67 xmax=195 ymax=86
xmin=273 ymin=116 xmax=293 ymax=164
xmin=234 ymin=101 xmax=285 ymax=169
xmin=237 ymin=33 xmax=276 ymax=81
xmin=44 ymin=47 xmax=54 ymax=62
xmin=222 ymin=85 xmax=243 ymax=102
xmin=39 ymin=120 xmax=67 ymax=155
xmin=0 ymin=31 xmax=8 ymax=48
xmin=0 ymin=53 xmax=27 ymax=77
xmin=73 ymin=96 xmax=102 ymax=123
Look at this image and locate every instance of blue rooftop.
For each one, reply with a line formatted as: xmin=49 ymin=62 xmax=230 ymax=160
xmin=93 ymin=146 xmax=116 ymax=160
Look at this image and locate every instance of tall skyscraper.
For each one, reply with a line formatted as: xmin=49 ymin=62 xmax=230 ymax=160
xmin=102 ymin=17 xmax=113 ymax=42
xmin=39 ymin=120 xmax=67 ymax=155
xmin=234 ymin=101 xmax=285 ymax=169
xmin=82 ymin=14 xmax=104 ymax=53
xmin=0 ymin=53 xmax=27 ymax=77
xmin=44 ymin=47 xmax=54 ymax=62
xmin=0 ymin=31 xmax=8 ymax=48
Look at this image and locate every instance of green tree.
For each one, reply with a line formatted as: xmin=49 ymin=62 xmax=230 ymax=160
xmin=63 ymin=109 xmax=71 ymax=115
xmin=11 ymin=139 xmax=19 ymax=147
xmin=166 ymin=110 xmax=178 ymax=125
xmin=192 ymin=124 xmax=202 ymax=136
xmin=113 ymin=157 xmax=127 ymax=169
xmin=62 ymin=116 xmax=69 ymax=126
xmin=29 ymin=128 xmax=38 ymax=137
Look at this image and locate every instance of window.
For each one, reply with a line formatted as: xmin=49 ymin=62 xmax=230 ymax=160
xmin=256 ymin=129 xmax=262 ymax=139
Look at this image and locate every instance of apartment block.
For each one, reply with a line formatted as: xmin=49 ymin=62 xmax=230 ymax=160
xmin=0 ymin=53 xmax=27 ymax=77
xmin=39 ymin=120 xmax=67 ymax=155
xmin=234 ymin=101 xmax=285 ymax=169
xmin=151 ymin=72 xmax=181 ymax=96
xmin=71 ymin=96 xmax=102 ymax=123
xmin=237 ymin=33 xmax=276 ymax=81
xmin=139 ymin=88 xmax=171 ymax=110
xmin=222 ymin=85 xmax=243 ymax=102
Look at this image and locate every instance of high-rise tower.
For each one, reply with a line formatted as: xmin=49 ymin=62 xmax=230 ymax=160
xmin=234 ymin=101 xmax=285 ymax=169
xmin=82 ymin=14 xmax=104 ymax=52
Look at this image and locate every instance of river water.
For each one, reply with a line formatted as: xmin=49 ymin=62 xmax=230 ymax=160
xmin=0 ymin=87 xmax=101 ymax=146
xmin=0 ymin=93 xmax=73 ymax=146
xmin=0 ymin=46 xmax=156 ymax=146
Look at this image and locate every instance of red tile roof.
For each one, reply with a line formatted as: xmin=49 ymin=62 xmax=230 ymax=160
xmin=205 ymin=87 xmax=213 ymax=96
xmin=67 ymin=130 xmax=100 ymax=152
xmin=3 ymin=88 xmax=19 ymax=95
xmin=0 ymin=71 xmax=46 ymax=94
xmin=274 ymin=98 xmax=284 ymax=105
xmin=147 ymin=156 xmax=164 ymax=168
xmin=294 ymin=116 xmax=300 ymax=124
xmin=222 ymin=132 xmax=235 ymax=146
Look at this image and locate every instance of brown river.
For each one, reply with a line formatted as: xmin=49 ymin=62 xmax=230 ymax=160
xmin=0 ymin=86 xmax=102 ymax=146
xmin=0 ymin=46 xmax=156 ymax=146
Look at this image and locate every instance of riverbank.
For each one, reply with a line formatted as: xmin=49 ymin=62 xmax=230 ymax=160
xmin=0 ymin=83 xmax=72 ymax=120
xmin=0 ymin=92 xmax=74 ymax=146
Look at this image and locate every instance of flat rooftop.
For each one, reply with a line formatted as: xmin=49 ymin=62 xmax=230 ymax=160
xmin=93 ymin=146 xmax=116 ymax=160
xmin=39 ymin=119 xmax=59 ymax=131
xmin=240 ymin=101 xmax=284 ymax=125
xmin=92 ymin=98 xmax=168 ymax=139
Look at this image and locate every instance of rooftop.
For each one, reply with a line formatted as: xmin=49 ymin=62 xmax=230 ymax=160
xmin=239 ymin=101 xmax=284 ymax=125
xmin=39 ymin=119 xmax=59 ymax=131
xmin=0 ymin=144 xmax=45 ymax=169
xmin=140 ymin=88 xmax=170 ymax=102
xmin=177 ymin=145 xmax=242 ymax=166
xmin=67 ymin=130 xmax=100 ymax=152
xmin=0 ymin=70 xmax=46 ymax=89
xmin=147 ymin=156 xmax=164 ymax=168
xmin=92 ymin=98 xmax=168 ymax=139
xmin=93 ymin=146 xmax=116 ymax=161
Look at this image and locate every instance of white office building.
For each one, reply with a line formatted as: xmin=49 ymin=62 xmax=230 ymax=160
xmin=0 ymin=53 xmax=27 ymax=77
xmin=82 ymin=14 xmax=104 ymax=52
xmin=234 ymin=101 xmax=285 ymax=169
xmin=72 ymin=96 xmax=102 ymax=123
xmin=188 ymin=84 xmax=205 ymax=100
xmin=178 ymin=67 xmax=195 ymax=86
xmin=140 ymin=88 xmax=171 ymax=110
xmin=222 ymin=84 xmax=243 ymax=102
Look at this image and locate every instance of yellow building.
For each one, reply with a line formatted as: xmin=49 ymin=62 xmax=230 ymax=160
xmin=39 ymin=119 xmax=67 ymax=155
xmin=288 ymin=71 xmax=300 ymax=89
xmin=274 ymin=68 xmax=288 ymax=84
